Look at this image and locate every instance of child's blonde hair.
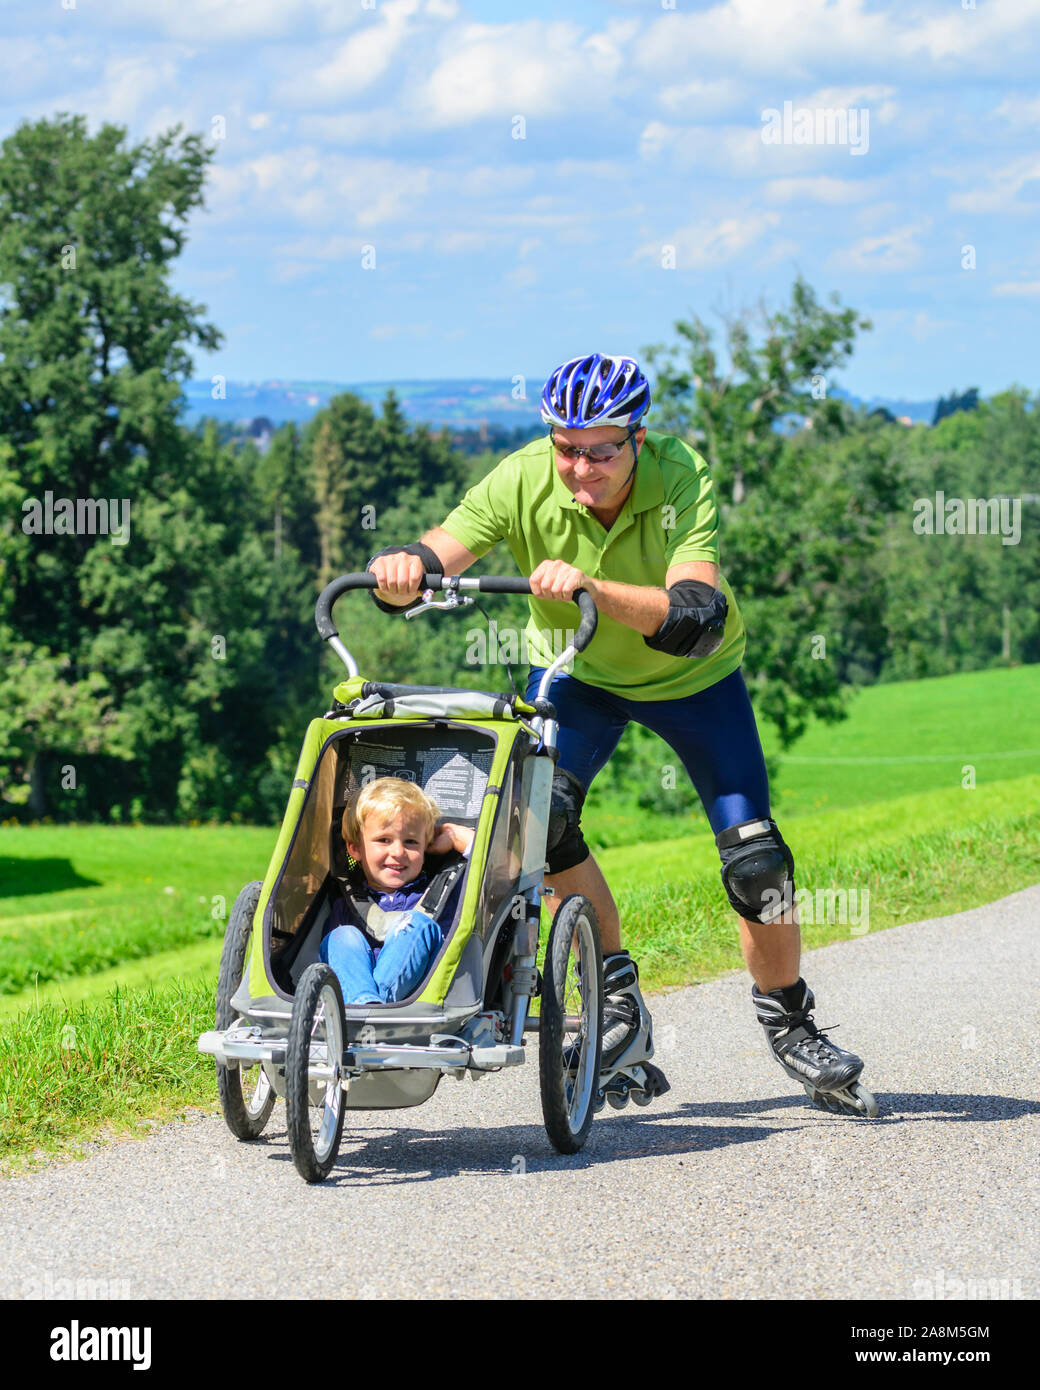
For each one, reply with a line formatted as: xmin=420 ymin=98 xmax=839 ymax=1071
xmin=342 ymin=776 xmax=441 ymax=851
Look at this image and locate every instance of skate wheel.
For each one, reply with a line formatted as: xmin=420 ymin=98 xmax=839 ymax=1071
xmin=848 ymin=1082 xmax=879 ymax=1118
xmin=606 ymin=1090 xmax=630 ymax=1110
xmin=592 ymin=1092 xmax=606 ymax=1114
xmin=630 ymin=1088 xmax=654 ymax=1107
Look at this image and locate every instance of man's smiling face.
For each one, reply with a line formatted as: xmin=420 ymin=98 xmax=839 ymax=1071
xmin=551 ymin=424 xmax=647 ymax=514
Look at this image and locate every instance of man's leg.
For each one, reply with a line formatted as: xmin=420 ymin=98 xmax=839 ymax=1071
xmin=738 ymin=909 xmax=800 ymax=992
xmin=543 ymin=852 xmax=621 ymax=954
xmin=524 ymin=667 xmax=666 ymax=1096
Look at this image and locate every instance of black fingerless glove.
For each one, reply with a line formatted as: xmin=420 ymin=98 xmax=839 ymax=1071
xmin=366 ymin=543 xmax=444 ymax=614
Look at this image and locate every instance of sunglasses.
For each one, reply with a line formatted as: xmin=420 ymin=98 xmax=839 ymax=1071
xmin=550 ymin=427 xmax=636 ymax=464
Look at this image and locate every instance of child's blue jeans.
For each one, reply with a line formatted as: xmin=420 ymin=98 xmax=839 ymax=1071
xmin=319 ymin=910 xmax=444 ymax=1006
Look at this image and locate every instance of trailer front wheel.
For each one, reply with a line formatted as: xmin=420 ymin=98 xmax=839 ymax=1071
xmin=285 ymin=963 xmax=347 ymax=1183
xmin=539 ymin=894 xmax=603 ymax=1154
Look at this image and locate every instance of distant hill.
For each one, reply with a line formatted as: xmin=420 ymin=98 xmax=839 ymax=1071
xmin=179 ymin=378 xmax=545 ymax=430
xmin=829 ymin=386 xmax=936 ymax=425
xmin=178 ymin=378 xmax=939 ymax=431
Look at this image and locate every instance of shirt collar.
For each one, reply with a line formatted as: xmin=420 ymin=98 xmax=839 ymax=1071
xmin=355 ymin=869 xmax=428 ymax=901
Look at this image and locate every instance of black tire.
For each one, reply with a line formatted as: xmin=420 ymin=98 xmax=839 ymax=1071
xmin=539 ymin=894 xmax=603 ymax=1154
xmin=215 ymin=880 xmax=276 ymax=1140
xmin=285 ymin=963 xmax=347 ymax=1183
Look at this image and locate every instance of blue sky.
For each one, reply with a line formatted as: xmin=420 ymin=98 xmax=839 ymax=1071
xmin=2 ymin=0 xmax=1039 ymax=400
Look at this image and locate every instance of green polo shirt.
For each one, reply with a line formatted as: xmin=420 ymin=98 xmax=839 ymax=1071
xmin=440 ymin=430 xmax=746 ymax=700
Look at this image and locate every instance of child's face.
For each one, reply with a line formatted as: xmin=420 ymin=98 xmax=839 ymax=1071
xmin=347 ymin=810 xmax=430 ymax=892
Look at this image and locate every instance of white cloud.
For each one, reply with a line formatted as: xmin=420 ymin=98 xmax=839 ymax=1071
xmin=637 ymin=0 xmax=1040 ymax=78
xmin=457 ymin=166 xmax=538 ymax=198
xmin=552 ymin=159 xmax=624 ymax=182
xmin=947 ymin=154 xmax=1040 ymax=212
xmin=993 ymin=281 xmax=1040 ymax=297
xmin=797 ymin=84 xmax=898 ymax=125
xmin=438 ymin=231 xmax=492 ymax=255
xmin=658 ymin=78 xmax=748 ymax=119
xmin=756 ymin=237 xmax=802 ymax=268
xmin=274 ymin=234 xmax=359 ymax=261
xmin=764 ymin=176 xmax=874 ymax=204
xmin=866 ymin=307 xmax=959 ymax=346
xmin=505 ymin=265 xmax=538 ymax=290
xmin=639 ymin=121 xmax=767 ymax=173
xmin=638 ymin=0 xmax=893 ymax=76
xmin=206 ymin=151 xmax=433 ymax=230
xmin=80 ymin=54 xmax=186 ymax=127
xmin=906 ymin=310 xmax=958 ymax=342
xmin=274 ymin=1 xmax=418 ymax=107
xmin=421 ymin=20 xmax=585 ymax=126
xmin=636 ymin=211 xmax=781 ymax=269
xmin=828 ymin=221 xmax=927 ymax=272
xmin=296 ymin=111 xmax=410 ymax=147
xmin=990 ymin=93 xmax=1040 ymax=125
xmin=86 ymin=0 xmax=361 ymax=42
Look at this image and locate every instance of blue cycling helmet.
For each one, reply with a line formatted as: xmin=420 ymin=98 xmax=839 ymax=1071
xmin=540 ymin=354 xmax=651 ymax=429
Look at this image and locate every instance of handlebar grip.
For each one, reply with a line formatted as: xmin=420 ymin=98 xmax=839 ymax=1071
xmin=314 ymin=572 xmax=454 ymax=639
xmin=314 ymin=572 xmax=599 ymax=654
xmin=472 ymin=580 xmax=598 ymax=654
xmin=314 ymin=573 xmax=375 ymax=640
xmin=570 ymin=589 xmax=597 ymax=653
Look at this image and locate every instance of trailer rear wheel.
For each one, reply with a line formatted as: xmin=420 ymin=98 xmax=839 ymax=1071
xmin=216 ymin=881 xmax=276 ymax=1140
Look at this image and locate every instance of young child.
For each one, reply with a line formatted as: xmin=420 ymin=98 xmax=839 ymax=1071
xmin=319 ymin=777 xmax=475 ymax=1006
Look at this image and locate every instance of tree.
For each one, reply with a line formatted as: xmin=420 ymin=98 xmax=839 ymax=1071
xmin=932 ymin=387 xmax=980 ymax=427
xmin=644 ymin=275 xmax=871 ymax=505
xmin=880 ymin=389 xmax=1040 ymax=680
xmin=640 ymin=278 xmax=876 ymax=747
xmin=254 ymin=421 xmax=318 ymax=572
xmin=0 ymin=114 xmax=221 ymax=814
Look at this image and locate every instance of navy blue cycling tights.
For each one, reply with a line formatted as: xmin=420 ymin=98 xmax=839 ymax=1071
xmin=523 ymin=665 xmax=771 ymax=838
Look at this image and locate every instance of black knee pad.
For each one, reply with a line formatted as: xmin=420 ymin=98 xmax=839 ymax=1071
xmin=716 ymin=818 xmax=795 ymax=925
xmin=545 ymin=767 xmax=590 ymax=874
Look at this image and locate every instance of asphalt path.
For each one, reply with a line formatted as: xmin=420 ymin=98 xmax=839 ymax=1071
xmin=2 ymin=885 xmax=1038 ymax=1301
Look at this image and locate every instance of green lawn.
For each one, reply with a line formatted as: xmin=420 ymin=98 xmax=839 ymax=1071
xmin=0 ymin=826 xmax=273 ymax=997
xmin=762 ymin=663 xmax=1040 ymax=813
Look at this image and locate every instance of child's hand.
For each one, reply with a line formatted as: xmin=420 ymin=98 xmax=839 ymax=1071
xmin=429 ymin=822 xmax=474 ymax=855
xmin=427 ymin=824 xmax=454 ymax=855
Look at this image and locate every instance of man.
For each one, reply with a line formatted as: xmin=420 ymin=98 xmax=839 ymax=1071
xmin=368 ymin=353 xmax=874 ymax=1116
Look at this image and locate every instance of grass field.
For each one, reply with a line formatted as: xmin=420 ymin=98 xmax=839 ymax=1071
xmin=761 ymin=663 xmax=1040 ymax=813
xmin=0 ymin=826 xmax=274 ymax=998
xmin=1 ymin=664 xmax=1038 ymax=1167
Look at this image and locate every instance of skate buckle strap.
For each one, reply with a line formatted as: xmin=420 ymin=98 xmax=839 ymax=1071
xmin=781 ymin=1020 xmax=842 ymax=1060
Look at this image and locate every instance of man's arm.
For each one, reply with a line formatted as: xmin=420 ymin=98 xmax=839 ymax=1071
xmin=535 ymin=560 xmax=720 ymax=637
xmin=368 ymin=527 xmax=482 ymax=607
